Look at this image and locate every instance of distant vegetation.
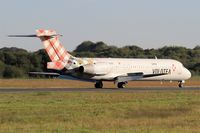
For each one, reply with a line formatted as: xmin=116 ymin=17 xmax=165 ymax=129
xmin=0 ymin=41 xmax=200 ymax=78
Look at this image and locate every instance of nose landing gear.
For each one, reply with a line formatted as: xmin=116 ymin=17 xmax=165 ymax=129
xmin=178 ymin=80 xmax=185 ymax=88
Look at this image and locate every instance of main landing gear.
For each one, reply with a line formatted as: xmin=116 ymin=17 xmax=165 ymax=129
xmin=178 ymin=80 xmax=185 ymax=88
xmin=117 ymin=82 xmax=127 ymax=88
xmin=95 ymin=81 xmax=103 ymax=88
xmin=94 ymin=81 xmax=127 ymax=88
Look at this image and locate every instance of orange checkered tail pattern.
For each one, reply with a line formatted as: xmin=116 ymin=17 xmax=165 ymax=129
xmin=36 ymin=29 xmax=71 ymax=70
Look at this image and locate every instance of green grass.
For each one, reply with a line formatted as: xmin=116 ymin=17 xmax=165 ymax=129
xmin=0 ymin=91 xmax=200 ymax=133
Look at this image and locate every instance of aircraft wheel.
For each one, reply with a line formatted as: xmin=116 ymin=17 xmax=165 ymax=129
xmin=178 ymin=81 xmax=184 ymax=88
xmin=95 ymin=81 xmax=103 ymax=88
xmin=117 ymin=82 xmax=126 ymax=88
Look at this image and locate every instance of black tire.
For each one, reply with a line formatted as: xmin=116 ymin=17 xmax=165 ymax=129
xmin=117 ymin=82 xmax=126 ymax=88
xmin=95 ymin=81 xmax=103 ymax=88
xmin=178 ymin=81 xmax=184 ymax=88
xmin=178 ymin=83 xmax=183 ymax=88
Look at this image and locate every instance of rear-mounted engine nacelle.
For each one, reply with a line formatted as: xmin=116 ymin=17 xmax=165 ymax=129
xmin=79 ymin=63 xmax=112 ymax=75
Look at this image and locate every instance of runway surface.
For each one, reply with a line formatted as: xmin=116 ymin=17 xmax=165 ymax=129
xmin=0 ymin=87 xmax=199 ymax=93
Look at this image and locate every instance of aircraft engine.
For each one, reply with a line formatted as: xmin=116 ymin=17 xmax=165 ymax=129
xmin=79 ymin=63 xmax=112 ymax=75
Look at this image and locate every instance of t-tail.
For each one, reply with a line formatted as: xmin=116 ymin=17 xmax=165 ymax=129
xmin=36 ymin=29 xmax=72 ymax=70
xmin=9 ymin=29 xmax=73 ymax=70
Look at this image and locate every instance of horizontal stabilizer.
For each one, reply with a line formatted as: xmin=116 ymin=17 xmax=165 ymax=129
xmin=8 ymin=34 xmax=61 ymax=38
xmin=8 ymin=29 xmax=62 ymax=38
xmin=8 ymin=35 xmax=37 ymax=37
xmin=36 ymin=29 xmax=62 ymax=37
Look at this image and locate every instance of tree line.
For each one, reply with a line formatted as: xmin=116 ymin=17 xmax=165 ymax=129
xmin=0 ymin=41 xmax=200 ymax=78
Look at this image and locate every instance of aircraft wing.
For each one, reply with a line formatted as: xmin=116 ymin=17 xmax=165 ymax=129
xmin=29 ymin=72 xmax=60 ymax=76
xmin=115 ymin=72 xmax=167 ymax=83
xmin=28 ymin=71 xmax=95 ymax=82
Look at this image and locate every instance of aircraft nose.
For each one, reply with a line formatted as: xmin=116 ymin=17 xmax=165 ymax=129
xmin=184 ymin=68 xmax=191 ymax=79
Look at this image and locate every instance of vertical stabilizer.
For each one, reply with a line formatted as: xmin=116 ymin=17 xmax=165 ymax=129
xmin=8 ymin=29 xmax=76 ymax=70
xmin=36 ymin=29 xmax=72 ymax=70
xmin=36 ymin=29 xmax=71 ymax=62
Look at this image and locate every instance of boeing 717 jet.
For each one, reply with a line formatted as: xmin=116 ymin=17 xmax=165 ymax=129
xmin=9 ymin=29 xmax=191 ymax=88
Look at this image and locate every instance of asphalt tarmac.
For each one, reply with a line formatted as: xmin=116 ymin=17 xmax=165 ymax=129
xmin=0 ymin=87 xmax=199 ymax=93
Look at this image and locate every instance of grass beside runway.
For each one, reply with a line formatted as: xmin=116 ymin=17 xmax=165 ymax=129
xmin=0 ymin=91 xmax=200 ymax=133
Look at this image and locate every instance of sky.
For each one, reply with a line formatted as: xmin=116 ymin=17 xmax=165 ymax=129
xmin=0 ymin=0 xmax=200 ymax=51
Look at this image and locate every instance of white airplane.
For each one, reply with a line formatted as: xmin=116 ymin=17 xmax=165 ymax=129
xmin=9 ymin=29 xmax=191 ymax=88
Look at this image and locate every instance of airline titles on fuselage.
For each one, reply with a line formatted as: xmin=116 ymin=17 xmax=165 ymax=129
xmin=152 ymin=68 xmax=171 ymax=74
